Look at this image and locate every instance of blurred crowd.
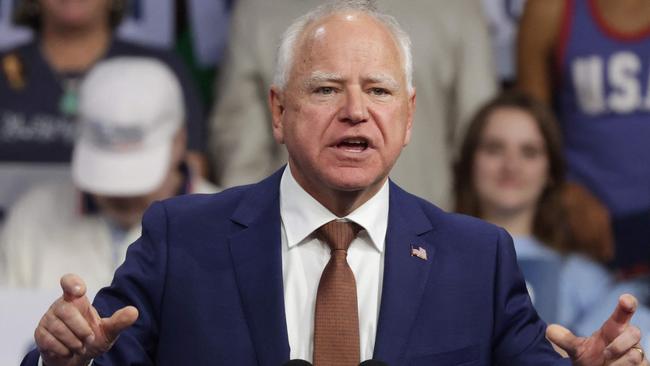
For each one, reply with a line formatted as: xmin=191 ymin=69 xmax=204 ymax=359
xmin=0 ymin=0 xmax=648 ymax=340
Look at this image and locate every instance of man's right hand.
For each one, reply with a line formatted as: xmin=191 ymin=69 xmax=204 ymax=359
xmin=34 ymin=274 xmax=139 ymax=366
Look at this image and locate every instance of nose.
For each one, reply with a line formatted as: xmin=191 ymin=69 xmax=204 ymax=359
xmin=502 ymin=149 xmax=522 ymax=173
xmin=338 ymin=88 xmax=368 ymax=124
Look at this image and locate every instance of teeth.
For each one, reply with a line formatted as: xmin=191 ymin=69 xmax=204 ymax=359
xmin=343 ymin=138 xmax=366 ymax=144
xmin=336 ymin=137 xmax=368 ymax=152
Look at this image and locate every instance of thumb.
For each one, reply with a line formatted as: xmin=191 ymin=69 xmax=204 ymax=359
xmin=547 ymin=323 xmax=581 ymax=358
xmin=60 ymin=273 xmax=87 ymax=302
xmin=101 ymin=306 xmax=139 ymax=344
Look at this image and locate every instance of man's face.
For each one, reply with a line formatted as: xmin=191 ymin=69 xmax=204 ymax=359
xmin=93 ymin=195 xmax=152 ymax=229
xmin=270 ymin=12 xmax=415 ymax=207
xmin=93 ymin=170 xmax=179 ymax=229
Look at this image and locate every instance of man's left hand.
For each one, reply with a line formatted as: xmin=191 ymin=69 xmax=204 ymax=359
xmin=547 ymin=293 xmax=648 ymax=365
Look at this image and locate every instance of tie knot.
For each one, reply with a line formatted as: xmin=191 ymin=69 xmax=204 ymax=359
xmin=317 ymin=220 xmax=362 ymax=252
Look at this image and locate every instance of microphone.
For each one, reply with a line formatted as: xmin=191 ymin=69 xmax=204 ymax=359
xmin=283 ymin=360 xmax=313 ymax=366
xmin=359 ymin=361 xmax=389 ymax=366
xmin=282 ymin=359 xmax=387 ymax=365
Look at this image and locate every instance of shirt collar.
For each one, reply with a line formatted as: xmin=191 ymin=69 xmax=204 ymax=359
xmin=279 ymin=164 xmax=389 ymax=253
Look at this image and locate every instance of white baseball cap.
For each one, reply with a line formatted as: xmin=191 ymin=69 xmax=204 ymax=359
xmin=72 ymin=57 xmax=184 ymax=196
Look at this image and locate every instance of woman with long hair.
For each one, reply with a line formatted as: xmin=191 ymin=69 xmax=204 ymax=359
xmin=454 ymin=91 xmax=650 ymax=335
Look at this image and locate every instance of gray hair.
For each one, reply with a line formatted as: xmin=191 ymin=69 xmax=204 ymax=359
xmin=273 ymin=0 xmax=413 ymax=93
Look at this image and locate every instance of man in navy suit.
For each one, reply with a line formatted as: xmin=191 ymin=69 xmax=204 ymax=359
xmin=25 ymin=1 xmax=648 ymax=365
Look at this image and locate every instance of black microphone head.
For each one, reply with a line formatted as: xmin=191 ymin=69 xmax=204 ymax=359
xmin=282 ymin=360 xmax=313 ymax=366
xmin=359 ymin=360 xmax=388 ymax=366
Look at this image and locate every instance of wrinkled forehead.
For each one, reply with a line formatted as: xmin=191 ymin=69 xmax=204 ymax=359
xmin=291 ymin=12 xmax=405 ymax=79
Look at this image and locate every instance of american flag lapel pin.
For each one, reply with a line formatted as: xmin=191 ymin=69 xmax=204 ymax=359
xmin=410 ymin=245 xmax=427 ymax=261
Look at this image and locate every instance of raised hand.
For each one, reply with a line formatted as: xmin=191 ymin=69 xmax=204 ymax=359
xmin=34 ymin=274 xmax=139 ymax=366
xmin=547 ymin=293 xmax=648 ymax=365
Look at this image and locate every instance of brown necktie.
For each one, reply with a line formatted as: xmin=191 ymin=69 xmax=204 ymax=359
xmin=313 ymin=220 xmax=362 ymax=366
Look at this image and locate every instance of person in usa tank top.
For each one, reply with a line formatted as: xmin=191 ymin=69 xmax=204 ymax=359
xmin=517 ymin=0 xmax=650 ymax=273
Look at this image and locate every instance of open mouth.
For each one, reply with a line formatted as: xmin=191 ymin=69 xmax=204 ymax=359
xmin=336 ymin=137 xmax=369 ymax=152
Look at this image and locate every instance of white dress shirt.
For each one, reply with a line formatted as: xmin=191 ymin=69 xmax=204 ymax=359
xmin=280 ymin=165 xmax=389 ymax=363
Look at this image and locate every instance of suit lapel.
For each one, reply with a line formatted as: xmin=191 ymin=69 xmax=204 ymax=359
xmin=373 ymin=182 xmax=435 ymax=365
xmin=228 ymin=169 xmax=290 ymax=366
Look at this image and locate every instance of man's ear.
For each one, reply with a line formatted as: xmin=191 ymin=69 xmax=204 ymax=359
xmin=403 ymin=89 xmax=416 ymax=146
xmin=269 ymin=85 xmax=285 ymax=144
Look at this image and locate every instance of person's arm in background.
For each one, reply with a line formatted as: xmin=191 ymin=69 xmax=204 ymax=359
xmin=561 ymin=182 xmax=615 ymax=263
xmin=516 ymin=0 xmax=564 ymax=104
xmin=0 ymin=223 xmax=7 ymax=286
xmin=0 ymin=193 xmax=27 ymax=287
xmin=208 ymin=1 xmax=281 ymax=188
xmin=0 ymin=185 xmax=52 ymax=288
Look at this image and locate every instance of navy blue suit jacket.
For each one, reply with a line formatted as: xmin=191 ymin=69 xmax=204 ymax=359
xmin=23 ymin=168 xmax=569 ymax=365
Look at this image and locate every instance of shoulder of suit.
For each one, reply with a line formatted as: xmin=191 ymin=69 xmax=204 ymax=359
xmin=397 ymin=185 xmax=503 ymax=241
xmin=158 ymin=182 xmax=257 ymax=218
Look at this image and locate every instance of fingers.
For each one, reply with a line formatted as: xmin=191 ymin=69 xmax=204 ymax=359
xmin=36 ymin=274 xmax=97 ymax=360
xmin=35 ymin=324 xmax=72 ymax=357
xmin=36 ymin=299 xmax=97 ymax=361
xmin=101 ymin=306 xmax=139 ymax=344
xmin=60 ymin=273 xmax=87 ymax=302
xmin=546 ymin=323 xmax=581 ymax=358
xmin=557 ymin=294 xmax=643 ymax=365
xmin=605 ymin=326 xmax=643 ymax=365
xmin=52 ymin=300 xmax=95 ymax=342
xmin=41 ymin=311 xmax=86 ymax=353
xmin=608 ymin=346 xmax=645 ymax=366
xmin=602 ymin=294 xmax=639 ymax=343
xmin=36 ymin=274 xmax=139 ymax=361
xmin=37 ymin=303 xmax=139 ymax=361
xmin=605 ymin=326 xmax=642 ymax=360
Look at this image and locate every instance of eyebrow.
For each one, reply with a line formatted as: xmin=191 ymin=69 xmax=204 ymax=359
xmin=304 ymin=71 xmax=401 ymax=91
xmin=365 ymin=73 xmax=400 ymax=91
xmin=304 ymin=71 xmax=344 ymax=89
